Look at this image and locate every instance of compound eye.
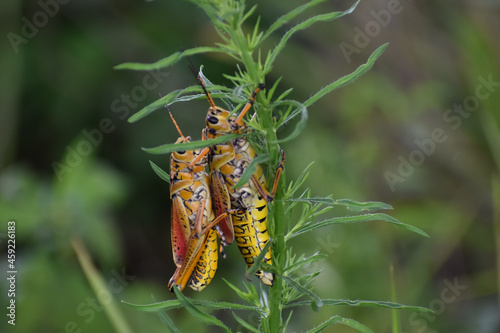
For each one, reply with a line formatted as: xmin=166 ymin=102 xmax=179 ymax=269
xmin=207 ymin=115 xmax=218 ymax=124
xmin=177 ymin=150 xmax=186 ymax=155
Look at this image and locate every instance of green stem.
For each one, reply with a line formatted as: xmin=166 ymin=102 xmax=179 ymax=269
xmin=71 ymin=237 xmax=133 ymax=333
xmin=234 ymin=11 xmax=283 ymax=328
xmin=262 ymin=101 xmax=285 ymax=332
xmin=269 ymin=180 xmax=285 ymax=332
xmin=230 ymin=24 xmax=259 ymax=84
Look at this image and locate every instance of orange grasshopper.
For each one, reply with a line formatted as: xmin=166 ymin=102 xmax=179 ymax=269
xmin=188 ymin=74 xmax=285 ymax=286
xmin=167 ymin=109 xmax=225 ymax=291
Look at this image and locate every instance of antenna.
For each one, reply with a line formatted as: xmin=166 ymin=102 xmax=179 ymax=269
xmin=168 ymin=107 xmax=184 ymax=138
xmin=187 ymin=57 xmax=216 ymax=109
xmin=160 ymin=93 xmax=184 ymax=137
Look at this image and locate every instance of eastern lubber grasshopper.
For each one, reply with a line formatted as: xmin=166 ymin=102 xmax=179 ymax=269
xmin=167 ymin=109 xmax=223 ymax=292
xmin=188 ymin=72 xmax=285 ymax=287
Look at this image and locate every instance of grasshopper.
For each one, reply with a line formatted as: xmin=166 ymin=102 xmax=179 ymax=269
xmin=167 ymin=110 xmax=223 ymax=291
xmin=188 ymin=74 xmax=285 ymax=286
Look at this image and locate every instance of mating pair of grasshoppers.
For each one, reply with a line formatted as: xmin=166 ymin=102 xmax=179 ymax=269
xmin=167 ymin=73 xmax=285 ymax=292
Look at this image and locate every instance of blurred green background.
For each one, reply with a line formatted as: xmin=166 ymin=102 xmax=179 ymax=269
xmin=1 ymin=0 xmax=499 ymax=332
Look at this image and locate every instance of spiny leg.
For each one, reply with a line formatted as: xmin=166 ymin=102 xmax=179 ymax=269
xmin=250 ymin=149 xmax=286 ymax=203
xmin=188 ymin=147 xmax=210 ymax=170
xmin=235 ymin=83 xmax=265 ymax=127
xmin=197 ymin=208 xmax=245 ymax=238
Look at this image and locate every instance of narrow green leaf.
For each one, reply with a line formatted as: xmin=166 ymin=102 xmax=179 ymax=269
xmin=114 ymin=46 xmax=223 ymax=71
xmin=127 ymin=84 xmax=232 ymax=123
xmin=242 ymin=4 xmax=258 ymax=24
xmin=122 ymin=298 xmax=258 ymax=312
xmin=122 ymin=299 xmax=181 ymax=312
xmin=266 ymin=12 xmax=344 ymax=72
xmin=173 ymin=287 xmax=231 ymax=333
xmin=272 ymin=100 xmax=302 ymax=125
xmin=286 ymin=162 xmax=314 ymax=198
xmin=265 ymin=77 xmax=282 ymax=104
xmin=288 ymin=197 xmax=335 ymax=205
xmin=249 ymin=16 xmax=262 ymax=49
xmin=157 ymin=310 xmax=181 ymax=333
xmin=261 ymin=0 xmax=330 ymax=41
xmin=304 ymin=43 xmax=389 ymax=107
xmin=283 ymin=310 xmax=294 ymax=333
xmin=190 ymin=300 xmax=259 ymax=311
xmin=334 ymin=199 xmax=392 ymax=212
xmin=285 ymin=252 xmax=328 ymax=275
xmin=284 ymin=299 xmax=432 ymax=313
xmin=223 ymin=279 xmax=252 ymax=305
xmin=150 ymin=295 xmax=182 ymax=333
xmin=282 ymin=275 xmax=323 ymax=311
xmin=306 ymin=316 xmax=374 ymax=333
xmin=149 ymin=160 xmax=170 ymax=183
xmin=274 ymin=100 xmax=308 ymax=143
xmin=233 ymin=154 xmax=269 ymax=189
xmin=143 ymin=133 xmax=248 ymax=155
xmin=127 ymin=86 xmax=199 ymax=123
xmin=232 ymin=312 xmax=260 ymax=333
xmin=223 ymin=279 xmax=261 ymax=306
xmin=245 ymin=240 xmax=273 ymax=280
xmin=275 ymin=88 xmax=294 ymax=103
xmin=265 ymin=0 xmax=360 ymax=73
xmin=290 ymin=213 xmax=429 ymax=239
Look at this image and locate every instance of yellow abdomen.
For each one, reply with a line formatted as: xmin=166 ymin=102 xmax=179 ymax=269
xmin=233 ymin=195 xmax=273 ymax=286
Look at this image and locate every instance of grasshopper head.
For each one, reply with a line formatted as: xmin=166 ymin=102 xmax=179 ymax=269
xmin=205 ymin=106 xmax=233 ymax=136
xmin=171 ymin=136 xmax=205 ymax=170
xmin=171 ymin=136 xmax=191 ymax=164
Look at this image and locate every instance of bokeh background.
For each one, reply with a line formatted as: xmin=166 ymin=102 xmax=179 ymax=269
xmin=1 ymin=0 xmax=499 ymax=332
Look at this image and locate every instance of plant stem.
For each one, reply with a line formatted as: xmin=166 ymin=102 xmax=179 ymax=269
xmin=268 ymin=178 xmax=285 ymax=332
xmin=235 ymin=12 xmax=284 ymax=327
xmin=259 ymin=95 xmax=285 ymax=331
xmin=71 ymin=237 xmax=134 ymax=333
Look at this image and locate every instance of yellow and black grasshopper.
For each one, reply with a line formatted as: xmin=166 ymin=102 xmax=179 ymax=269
xmin=167 ymin=110 xmax=224 ymax=292
xmin=188 ymin=74 xmax=285 ymax=286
